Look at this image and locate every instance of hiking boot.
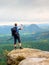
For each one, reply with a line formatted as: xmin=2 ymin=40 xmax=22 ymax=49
xmin=20 ymin=47 xmax=23 ymax=49
xmin=14 ymin=47 xmax=17 ymax=50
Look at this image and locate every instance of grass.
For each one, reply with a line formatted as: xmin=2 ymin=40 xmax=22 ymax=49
xmin=0 ymin=34 xmax=49 ymax=65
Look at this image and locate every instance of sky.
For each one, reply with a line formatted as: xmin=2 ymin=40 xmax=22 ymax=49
xmin=0 ymin=0 xmax=49 ymax=25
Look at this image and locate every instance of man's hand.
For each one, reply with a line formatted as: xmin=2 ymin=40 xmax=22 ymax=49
xmin=19 ymin=24 xmax=24 ymax=30
xmin=19 ymin=28 xmax=23 ymax=30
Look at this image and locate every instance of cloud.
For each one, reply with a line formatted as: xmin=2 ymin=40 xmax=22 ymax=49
xmin=0 ymin=0 xmax=49 ymax=8
xmin=0 ymin=0 xmax=49 ymax=24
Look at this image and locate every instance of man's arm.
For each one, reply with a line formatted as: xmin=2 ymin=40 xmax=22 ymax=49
xmin=18 ymin=24 xmax=23 ymax=30
xmin=18 ymin=28 xmax=22 ymax=30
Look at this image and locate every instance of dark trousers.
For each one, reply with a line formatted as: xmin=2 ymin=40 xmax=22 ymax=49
xmin=13 ymin=34 xmax=21 ymax=44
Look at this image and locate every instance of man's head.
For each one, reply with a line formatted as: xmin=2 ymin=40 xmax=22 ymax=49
xmin=15 ymin=23 xmax=17 ymax=26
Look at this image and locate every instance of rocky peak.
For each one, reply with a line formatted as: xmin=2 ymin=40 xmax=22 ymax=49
xmin=7 ymin=48 xmax=49 ymax=65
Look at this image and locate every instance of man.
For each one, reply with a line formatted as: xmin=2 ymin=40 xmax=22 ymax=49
xmin=11 ymin=23 xmax=23 ymax=49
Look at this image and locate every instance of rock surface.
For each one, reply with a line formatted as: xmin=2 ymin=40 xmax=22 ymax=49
xmin=7 ymin=48 xmax=49 ymax=65
xmin=19 ymin=58 xmax=49 ymax=65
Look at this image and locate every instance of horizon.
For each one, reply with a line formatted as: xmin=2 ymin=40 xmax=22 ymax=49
xmin=0 ymin=21 xmax=49 ymax=26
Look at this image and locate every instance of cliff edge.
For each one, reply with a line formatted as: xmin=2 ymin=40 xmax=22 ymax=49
xmin=7 ymin=48 xmax=49 ymax=65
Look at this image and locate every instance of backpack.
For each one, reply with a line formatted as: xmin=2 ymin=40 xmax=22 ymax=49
xmin=11 ymin=27 xmax=17 ymax=36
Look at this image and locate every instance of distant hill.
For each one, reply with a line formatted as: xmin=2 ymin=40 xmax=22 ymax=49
xmin=31 ymin=31 xmax=49 ymax=40
xmin=0 ymin=26 xmax=12 ymax=34
xmin=0 ymin=24 xmax=41 ymax=35
xmin=20 ymin=24 xmax=42 ymax=34
xmin=27 ymin=24 xmax=41 ymax=32
xmin=38 ymin=24 xmax=49 ymax=30
xmin=0 ymin=24 xmax=49 ymax=35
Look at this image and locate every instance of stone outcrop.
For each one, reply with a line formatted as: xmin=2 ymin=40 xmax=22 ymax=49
xmin=19 ymin=58 xmax=49 ymax=65
xmin=7 ymin=48 xmax=49 ymax=65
